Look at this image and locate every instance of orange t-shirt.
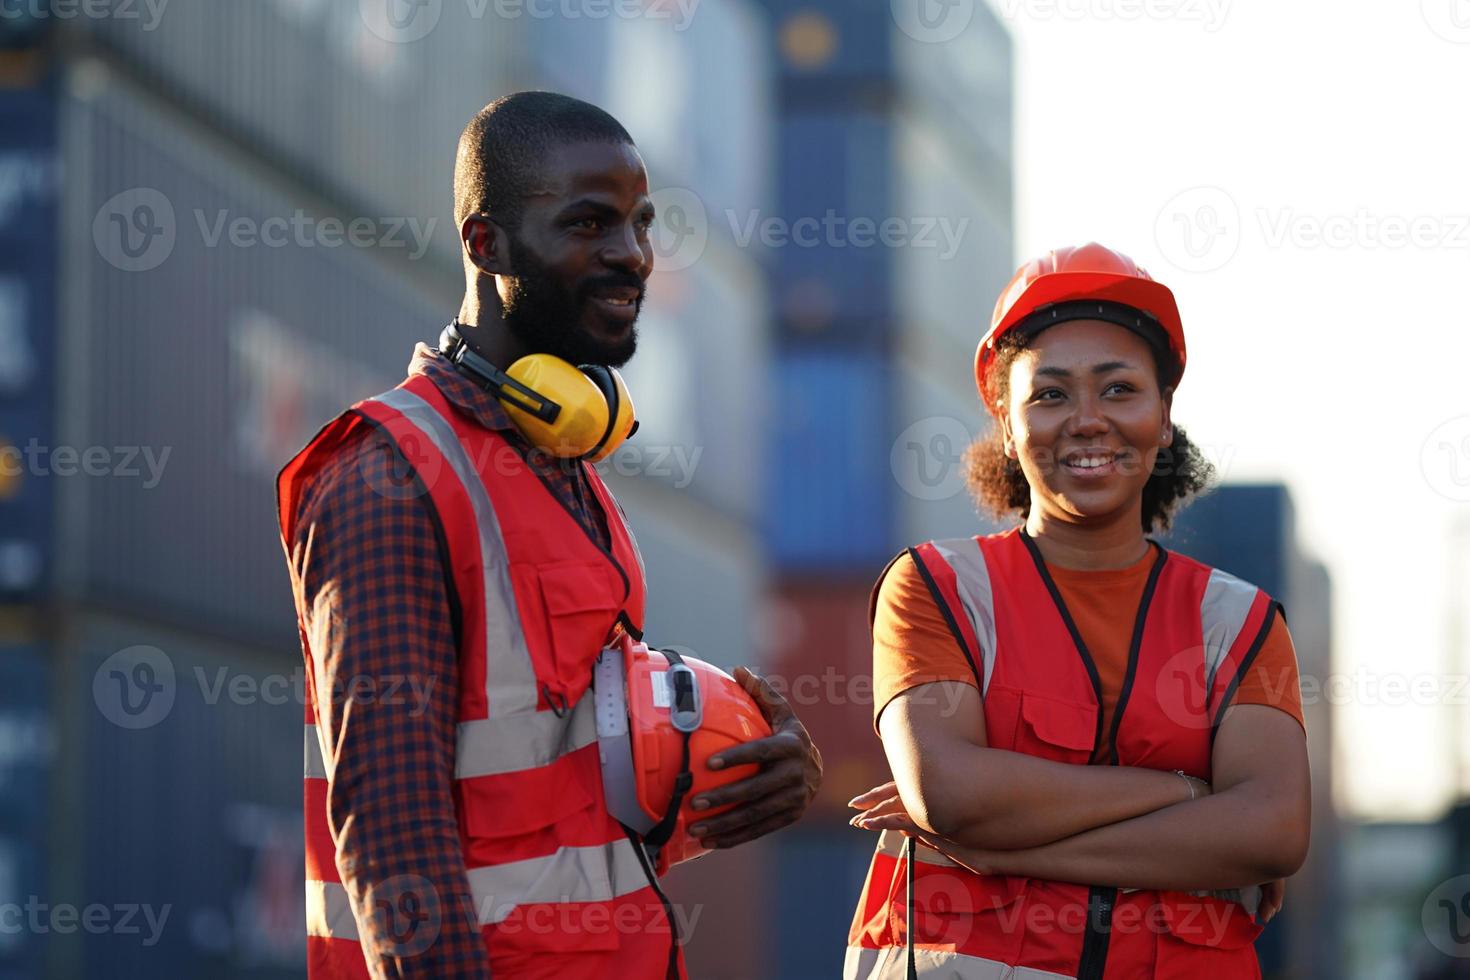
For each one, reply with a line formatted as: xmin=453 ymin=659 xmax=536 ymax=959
xmin=872 ymin=546 xmax=1305 ymax=756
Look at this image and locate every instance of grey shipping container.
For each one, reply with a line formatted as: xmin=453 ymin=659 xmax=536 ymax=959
xmin=75 ymin=0 xmax=524 ymax=269
xmin=56 ymin=64 xmax=452 ymax=643
xmin=49 ymin=610 xmax=302 ymax=980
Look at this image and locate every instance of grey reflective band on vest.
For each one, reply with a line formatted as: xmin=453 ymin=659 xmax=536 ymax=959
xmin=307 ymin=704 xmax=597 ymax=783
xmin=455 ymin=694 xmax=597 ymax=779
xmin=373 ymin=388 xmax=540 ymax=716
xmin=466 ymin=838 xmax=651 ymax=924
xmin=1199 ymin=568 xmax=1260 ymax=700
xmin=874 ymin=829 xmax=959 ymax=868
xmin=844 ymin=946 xmax=1076 ymax=980
xmin=306 ymin=880 xmax=362 ymax=941
xmin=305 ymin=838 xmax=651 ymax=941
xmin=930 ymin=537 xmax=998 ymax=696
xmin=305 ymin=724 xmax=328 ymax=780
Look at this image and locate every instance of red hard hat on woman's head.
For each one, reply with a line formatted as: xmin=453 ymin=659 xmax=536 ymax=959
xmin=975 ymin=243 xmax=1187 ymax=416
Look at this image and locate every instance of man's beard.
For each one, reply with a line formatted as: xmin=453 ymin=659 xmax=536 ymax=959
xmin=500 ymin=237 xmax=641 ymax=368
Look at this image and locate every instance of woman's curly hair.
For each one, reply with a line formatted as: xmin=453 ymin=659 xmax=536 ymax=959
xmin=964 ymin=326 xmax=1216 ymax=534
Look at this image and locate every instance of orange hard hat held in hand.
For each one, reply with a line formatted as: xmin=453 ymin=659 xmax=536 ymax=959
xmin=594 ymin=634 xmax=774 ymax=868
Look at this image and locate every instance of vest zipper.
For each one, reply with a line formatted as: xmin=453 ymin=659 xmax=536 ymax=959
xmin=1077 ymin=885 xmax=1116 ymax=980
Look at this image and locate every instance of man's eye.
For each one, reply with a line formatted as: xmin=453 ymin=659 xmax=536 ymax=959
xmin=573 ymin=217 xmax=603 ymax=231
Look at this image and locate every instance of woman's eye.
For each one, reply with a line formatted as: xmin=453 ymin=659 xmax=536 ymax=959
xmin=1105 ymin=382 xmax=1135 ymax=395
xmin=1034 ymin=389 xmax=1062 ymax=402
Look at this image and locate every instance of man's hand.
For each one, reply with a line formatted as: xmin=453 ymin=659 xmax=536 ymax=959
xmin=687 ymin=666 xmax=822 ymax=848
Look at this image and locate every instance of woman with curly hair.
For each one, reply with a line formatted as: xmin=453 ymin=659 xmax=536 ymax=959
xmin=844 ymin=244 xmax=1309 ymax=979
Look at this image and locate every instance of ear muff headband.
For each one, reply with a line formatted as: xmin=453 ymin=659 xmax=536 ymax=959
xmin=451 ymin=338 xmax=562 ymax=424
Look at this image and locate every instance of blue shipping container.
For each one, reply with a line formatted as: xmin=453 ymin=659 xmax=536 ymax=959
xmin=62 ymin=616 xmax=301 ymax=979
xmin=0 ymin=643 xmax=53 ymax=980
xmin=766 ymin=351 xmax=892 ymax=570
xmin=0 ymin=81 xmax=59 ymax=601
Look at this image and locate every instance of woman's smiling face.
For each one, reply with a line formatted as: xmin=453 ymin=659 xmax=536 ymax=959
xmin=1000 ymin=318 xmax=1175 ymax=526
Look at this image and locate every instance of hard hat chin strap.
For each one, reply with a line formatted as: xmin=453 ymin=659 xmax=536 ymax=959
xmin=641 ymin=646 xmax=696 ymax=852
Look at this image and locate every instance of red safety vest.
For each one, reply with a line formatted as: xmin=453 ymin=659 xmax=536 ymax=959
xmin=846 ymin=526 xmax=1281 ymax=980
xmin=278 ymin=372 xmax=682 ymax=979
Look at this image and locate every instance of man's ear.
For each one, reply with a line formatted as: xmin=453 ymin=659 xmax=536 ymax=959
xmin=461 ymin=214 xmax=511 ymax=276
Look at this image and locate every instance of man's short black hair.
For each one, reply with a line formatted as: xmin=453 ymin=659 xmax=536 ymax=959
xmin=453 ymin=91 xmax=635 ymax=230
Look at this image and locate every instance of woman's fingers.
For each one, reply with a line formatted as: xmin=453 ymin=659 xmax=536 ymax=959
xmin=852 ymin=811 xmax=921 ymax=834
xmin=847 ymin=781 xmax=898 ymax=810
xmin=1258 ymin=878 xmax=1286 ymax=924
xmin=847 ymin=795 xmax=906 ymax=826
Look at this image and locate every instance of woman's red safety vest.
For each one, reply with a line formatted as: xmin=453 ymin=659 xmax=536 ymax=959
xmin=846 ymin=526 xmax=1281 ymax=980
xmin=278 ymin=373 xmax=683 ymax=979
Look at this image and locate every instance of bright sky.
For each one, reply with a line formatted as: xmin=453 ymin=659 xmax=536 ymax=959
xmin=997 ymin=0 xmax=1470 ymax=820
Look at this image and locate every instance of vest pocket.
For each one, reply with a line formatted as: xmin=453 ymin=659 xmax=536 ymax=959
xmin=535 ymin=561 xmax=621 ymax=697
xmin=459 ymin=762 xmax=595 ymax=843
xmin=1148 ymin=890 xmax=1264 ymax=979
xmin=988 ymin=687 xmax=1098 ymax=765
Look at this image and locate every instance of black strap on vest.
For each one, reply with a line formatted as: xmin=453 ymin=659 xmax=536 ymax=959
xmin=906 ymin=835 xmax=918 ymax=979
xmin=620 ymin=825 xmax=684 ymax=979
xmin=640 ymin=646 xmax=696 ymax=851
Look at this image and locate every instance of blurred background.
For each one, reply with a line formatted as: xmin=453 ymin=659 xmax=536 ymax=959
xmin=0 ymin=0 xmax=1466 ymax=976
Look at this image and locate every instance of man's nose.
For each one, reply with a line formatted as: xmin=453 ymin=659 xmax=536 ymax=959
xmin=601 ymin=222 xmax=650 ymax=277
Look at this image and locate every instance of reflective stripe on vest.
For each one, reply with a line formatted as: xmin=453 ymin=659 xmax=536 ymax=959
xmin=305 ymin=837 xmax=652 ymax=940
xmin=844 ymin=945 xmax=1075 ymax=980
xmin=373 ymin=385 xmax=540 ymax=716
xmin=927 ymin=537 xmax=997 ymax=695
xmin=304 ymin=695 xmax=598 ymax=783
xmin=1200 ymin=567 xmax=1261 ymax=697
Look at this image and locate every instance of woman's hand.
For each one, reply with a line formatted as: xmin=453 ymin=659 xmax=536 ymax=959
xmin=1257 ymin=878 xmax=1285 ymax=924
xmin=847 ymin=781 xmax=907 ymax=828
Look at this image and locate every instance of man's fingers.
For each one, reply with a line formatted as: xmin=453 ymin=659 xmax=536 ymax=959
xmin=733 ymin=666 xmax=795 ymax=729
xmin=690 ymin=784 xmax=807 ymax=839
xmin=848 ymin=781 xmax=898 ymax=810
xmin=708 ymin=729 xmax=804 ymax=770
xmin=691 ymin=765 xmax=796 ymax=812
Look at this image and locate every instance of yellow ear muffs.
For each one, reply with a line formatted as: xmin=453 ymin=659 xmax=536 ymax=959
xmin=576 ymin=364 xmax=637 ymax=463
xmin=437 ymin=324 xmax=638 ymax=461
xmin=500 ymin=355 xmax=637 ymax=461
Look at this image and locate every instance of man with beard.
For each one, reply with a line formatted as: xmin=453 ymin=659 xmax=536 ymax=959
xmin=277 ymin=92 xmax=823 ymax=979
